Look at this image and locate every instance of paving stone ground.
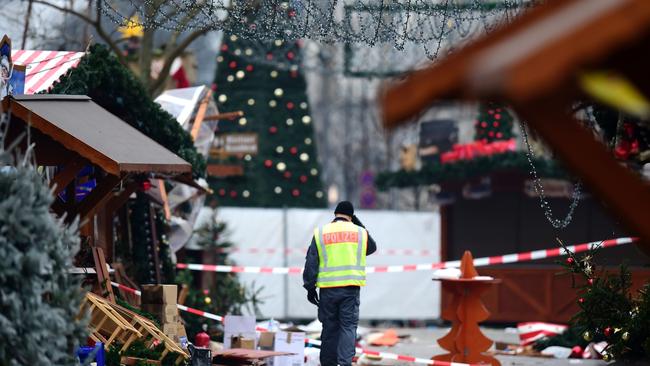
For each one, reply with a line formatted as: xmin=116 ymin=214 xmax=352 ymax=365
xmin=360 ymin=327 xmax=607 ymax=366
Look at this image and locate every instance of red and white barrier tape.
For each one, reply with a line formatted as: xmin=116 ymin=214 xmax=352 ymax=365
xmin=176 ymin=237 xmax=637 ymax=274
xmin=109 ymin=281 xmax=474 ymax=365
xmin=217 ymin=248 xmax=436 ymax=256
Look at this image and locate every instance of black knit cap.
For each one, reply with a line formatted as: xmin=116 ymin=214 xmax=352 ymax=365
xmin=334 ymin=201 xmax=354 ymax=217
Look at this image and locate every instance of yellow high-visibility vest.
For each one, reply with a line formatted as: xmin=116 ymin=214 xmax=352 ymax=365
xmin=314 ymin=221 xmax=368 ymax=288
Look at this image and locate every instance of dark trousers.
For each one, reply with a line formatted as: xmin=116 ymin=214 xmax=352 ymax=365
xmin=318 ymin=286 xmax=360 ymax=366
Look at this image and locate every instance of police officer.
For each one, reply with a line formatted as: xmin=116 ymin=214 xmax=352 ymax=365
xmin=303 ymin=201 xmax=377 ymax=366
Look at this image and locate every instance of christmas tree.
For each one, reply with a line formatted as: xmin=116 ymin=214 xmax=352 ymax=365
xmin=474 ymin=102 xmax=514 ymax=142
xmin=549 ymin=242 xmax=650 ymax=361
xmin=0 ymin=146 xmax=87 ymax=364
xmin=210 ymin=34 xmax=326 ymax=207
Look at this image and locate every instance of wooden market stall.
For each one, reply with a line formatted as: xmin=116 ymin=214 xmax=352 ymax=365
xmin=381 ymin=0 xmax=650 ymax=321
xmin=2 ymin=94 xmax=193 ymax=299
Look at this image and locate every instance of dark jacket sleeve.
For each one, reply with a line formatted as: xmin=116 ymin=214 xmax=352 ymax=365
xmin=303 ymin=238 xmax=319 ymax=291
xmin=366 ymin=233 xmax=377 ymax=256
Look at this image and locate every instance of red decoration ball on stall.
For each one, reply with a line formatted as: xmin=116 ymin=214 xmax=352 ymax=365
xmin=286 ymin=102 xmax=295 ymax=110
xmin=287 ymin=51 xmax=295 ymax=60
xmin=210 ymin=83 xmax=217 ymax=91
xmin=493 ymin=121 xmax=499 ymax=127
xmin=246 ymin=65 xmax=254 ymax=72
xmin=288 ymin=9 xmax=297 ymax=18
xmin=202 ymin=289 xmax=209 ymax=295
xmin=218 ymin=188 xmax=226 ymax=196
xmin=481 ymin=121 xmax=488 ymax=128
xmin=220 ymin=44 xmax=228 ymax=52
xmin=290 ymin=147 xmax=298 ymax=155
xmin=488 ymin=131 xmax=495 ymax=137
xmin=264 ymin=160 xmax=273 ymax=168
xmin=266 ymin=53 xmax=274 ymax=60
xmin=487 ymin=109 xmax=494 ymax=115
xmin=604 ymin=327 xmax=613 ymax=337
xmin=578 ymin=297 xmax=585 ymax=304
xmin=566 ymin=257 xmax=575 ymax=265
xmin=494 ymin=114 xmax=501 ymax=120
xmin=587 ymin=278 xmax=594 ymax=286
xmin=496 ymin=132 xmax=503 ymax=139
xmin=230 ymin=190 xmax=237 ymax=198
xmin=292 ymin=189 xmax=300 ymax=197
xmin=195 ymin=332 xmax=210 ymax=348
xmin=229 ymin=61 xmax=237 ymax=69
xmin=299 ymin=175 xmax=308 ymax=183
xmin=142 ymin=180 xmax=152 ymax=191
xmin=269 ymin=126 xmax=278 ymax=134
xmin=284 ymin=171 xmax=292 ymax=179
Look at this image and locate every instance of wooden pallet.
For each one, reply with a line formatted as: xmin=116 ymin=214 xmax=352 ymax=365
xmin=80 ymin=293 xmax=189 ymax=364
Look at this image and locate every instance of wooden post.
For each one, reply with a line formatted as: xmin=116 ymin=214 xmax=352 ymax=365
xmin=434 ymin=251 xmax=500 ymax=366
xmin=92 ymin=247 xmax=116 ymax=303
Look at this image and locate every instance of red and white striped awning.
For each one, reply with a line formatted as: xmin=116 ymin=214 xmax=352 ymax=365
xmin=11 ymin=50 xmax=85 ymax=94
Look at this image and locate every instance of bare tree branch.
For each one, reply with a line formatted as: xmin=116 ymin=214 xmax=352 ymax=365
xmin=31 ymin=0 xmax=125 ymax=65
xmin=149 ymin=27 xmax=211 ymax=95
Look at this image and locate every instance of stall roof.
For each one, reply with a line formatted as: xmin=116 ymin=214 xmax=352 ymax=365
xmin=3 ymin=95 xmax=191 ymax=176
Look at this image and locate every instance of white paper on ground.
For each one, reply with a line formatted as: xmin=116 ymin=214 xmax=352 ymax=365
xmin=273 ymin=331 xmax=305 ymax=366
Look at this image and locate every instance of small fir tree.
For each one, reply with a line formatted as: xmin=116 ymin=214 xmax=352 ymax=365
xmin=546 ymin=241 xmax=650 ymax=362
xmin=474 ymin=102 xmax=514 ymax=143
xmin=0 ymin=146 xmax=87 ymax=364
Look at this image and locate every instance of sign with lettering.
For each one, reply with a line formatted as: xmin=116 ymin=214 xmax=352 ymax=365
xmin=210 ymin=133 xmax=258 ymax=158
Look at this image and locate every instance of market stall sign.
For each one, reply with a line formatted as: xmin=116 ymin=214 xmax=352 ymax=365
xmin=210 ymin=133 xmax=258 ymax=158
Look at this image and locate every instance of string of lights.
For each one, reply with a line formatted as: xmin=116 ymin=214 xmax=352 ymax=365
xmin=99 ymin=0 xmax=532 ymax=60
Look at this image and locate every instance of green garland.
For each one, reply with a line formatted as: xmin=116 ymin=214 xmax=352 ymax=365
xmin=375 ymin=151 xmax=568 ymax=190
xmin=47 ymin=44 xmax=205 ymax=178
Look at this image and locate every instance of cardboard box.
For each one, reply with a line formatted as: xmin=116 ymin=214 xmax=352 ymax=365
xmin=141 ymin=304 xmax=179 ymax=323
xmin=258 ymin=331 xmax=275 ymax=350
xmin=141 ymin=284 xmax=177 ymax=304
xmin=272 ymin=332 xmax=304 ymax=366
xmin=223 ymin=315 xmax=257 ymax=349
xmin=231 ymin=336 xmax=255 ymax=350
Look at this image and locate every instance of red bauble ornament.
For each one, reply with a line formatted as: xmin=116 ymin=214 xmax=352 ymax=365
xmin=488 ymin=131 xmax=495 ymax=137
xmin=288 ymin=9 xmax=297 ymax=17
xmin=220 ymin=44 xmax=228 ymax=52
xmin=141 ymin=180 xmax=151 ymax=191
xmin=587 ymin=278 xmax=594 ymax=286
xmin=289 ymin=147 xmax=298 ymax=155
xmin=230 ymin=190 xmax=237 ymax=198
xmin=493 ymin=121 xmax=499 ymax=127
xmin=286 ymin=102 xmax=295 ymax=109
xmin=228 ymin=61 xmax=237 ymax=69
xmin=487 ymin=109 xmax=494 ymax=115
xmin=481 ymin=121 xmax=488 ymax=128
xmin=269 ymin=126 xmax=278 ymax=134
xmin=604 ymin=327 xmax=613 ymax=337
xmin=202 ymin=289 xmax=209 ymax=295
xmin=299 ymin=175 xmax=308 ymax=183
xmin=566 ymin=257 xmax=575 ymax=265
xmin=578 ymin=297 xmax=585 ymax=304
xmin=571 ymin=346 xmax=583 ymax=357
xmin=494 ymin=113 xmax=501 ymax=120
xmin=631 ymin=139 xmax=640 ymax=154
xmin=286 ymin=51 xmax=295 ymax=60
xmin=195 ymin=332 xmax=210 ymax=348
xmin=266 ymin=53 xmax=273 ymax=60
xmin=218 ymin=188 xmax=226 ymax=196
xmin=292 ymin=188 xmax=300 ymax=197
xmin=496 ymin=132 xmax=503 ymax=139
xmin=210 ymin=83 xmax=217 ymax=91
xmin=614 ymin=142 xmax=631 ymax=160
xmin=264 ymin=159 xmax=273 ymax=168
xmin=283 ymin=171 xmax=292 ymax=179
xmin=246 ymin=65 xmax=254 ymax=72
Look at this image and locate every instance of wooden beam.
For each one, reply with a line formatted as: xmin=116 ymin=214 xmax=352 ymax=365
xmin=75 ymin=174 xmax=122 ymax=223
xmin=105 ymin=181 xmax=139 ymax=215
xmin=190 ymin=89 xmax=212 ymax=140
xmin=203 ymin=110 xmax=244 ymax=121
xmin=158 ymin=179 xmax=171 ymax=220
xmin=50 ymin=157 xmax=86 ymax=196
xmin=92 ymin=246 xmax=116 ymax=303
xmin=516 ymin=95 xmax=650 ymax=248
